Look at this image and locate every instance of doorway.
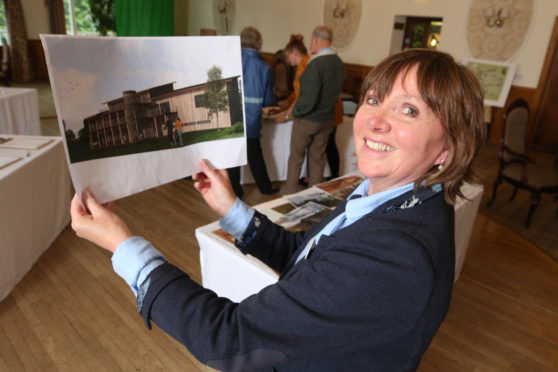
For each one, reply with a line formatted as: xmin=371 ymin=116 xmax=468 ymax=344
xmin=389 ymin=16 xmax=442 ymax=56
xmin=402 ymin=17 xmax=442 ymax=50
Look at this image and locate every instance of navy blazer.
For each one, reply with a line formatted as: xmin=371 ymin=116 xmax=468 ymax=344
xmin=138 ymin=186 xmax=455 ymax=371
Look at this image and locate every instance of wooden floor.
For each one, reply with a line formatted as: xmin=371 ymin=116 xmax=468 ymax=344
xmin=1 ymin=177 xmax=558 ymax=371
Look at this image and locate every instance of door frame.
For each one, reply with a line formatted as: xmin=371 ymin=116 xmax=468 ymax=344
xmin=530 ymin=16 xmax=558 ymax=146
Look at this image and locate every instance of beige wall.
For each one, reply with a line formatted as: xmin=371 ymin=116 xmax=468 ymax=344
xmin=21 ymin=0 xmax=50 ymax=39
xmin=184 ymin=0 xmax=215 ymax=36
xmin=174 ymin=0 xmax=189 ymax=36
xmin=19 ymin=0 xmax=558 ymax=88
xmin=191 ymin=0 xmax=558 ymax=89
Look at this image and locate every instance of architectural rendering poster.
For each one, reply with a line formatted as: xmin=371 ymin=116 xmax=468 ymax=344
xmin=41 ymin=35 xmax=245 ymax=204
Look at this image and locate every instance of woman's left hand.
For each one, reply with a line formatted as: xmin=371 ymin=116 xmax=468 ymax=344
xmin=70 ymin=189 xmax=133 ymax=253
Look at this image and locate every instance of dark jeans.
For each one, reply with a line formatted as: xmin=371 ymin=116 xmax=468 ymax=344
xmin=227 ymin=138 xmax=274 ymax=199
xmin=326 ymin=127 xmax=339 ymax=179
xmin=227 ymin=167 xmax=243 ymax=199
xmin=247 ymin=137 xmax=274 ymax=193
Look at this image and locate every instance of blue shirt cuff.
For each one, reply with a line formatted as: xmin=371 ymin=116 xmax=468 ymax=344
xmin=218 ymin=198 xmax=255 ymax=240
xmin=111 ymin=236 xmax=166 ymax=296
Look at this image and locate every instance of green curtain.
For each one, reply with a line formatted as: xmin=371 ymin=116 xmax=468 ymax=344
xmin=115 ymin=0 xmax=174 ymax=36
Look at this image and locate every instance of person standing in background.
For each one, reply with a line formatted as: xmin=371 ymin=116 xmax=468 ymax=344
xmin=326 ymin=99 xmax=344 ymax=180
xmin=227 ymin=26 xmax=279 ymax=198
xmin=278 ymin=33 xmax=344 ymax=184
xmin=283 ymin=26 xmax=344 ymax=194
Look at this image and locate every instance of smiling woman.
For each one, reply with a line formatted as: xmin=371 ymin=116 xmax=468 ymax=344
xmin=354 ymin=64 xmax=448 ymax=195
xmin=69 ymin=49 xmax=487 ymax=371
xmin=357 ymin=49 xmax=486 ymax=203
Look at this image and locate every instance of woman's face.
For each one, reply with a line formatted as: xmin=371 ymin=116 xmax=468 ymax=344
xmin=285 ymin=49 xmax=301 ymax=66
xmin=353 ymin=65 xmax=448 ymax=195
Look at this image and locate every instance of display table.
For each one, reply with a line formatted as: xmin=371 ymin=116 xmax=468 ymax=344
xmin=0 ymin=135 xmax=72 ymax=301
xmin=0 ymin=87 xmax=42 ymax=135
xmin=241 ymin=116 xmax=358 ymax=184
xmin=196 ymin=179 xmax=484 ymax=302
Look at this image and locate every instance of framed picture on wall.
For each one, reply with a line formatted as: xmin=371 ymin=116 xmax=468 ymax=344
xmin=462 ymin=58 xmax=517 ymax=107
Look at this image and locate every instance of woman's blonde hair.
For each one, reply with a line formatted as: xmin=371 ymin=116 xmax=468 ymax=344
xmin=359 ymin=49 xmax=486 ymax=204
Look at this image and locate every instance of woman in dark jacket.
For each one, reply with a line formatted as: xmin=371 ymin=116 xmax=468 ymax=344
xmin=70 ymin=49 xmax=486 ymax=371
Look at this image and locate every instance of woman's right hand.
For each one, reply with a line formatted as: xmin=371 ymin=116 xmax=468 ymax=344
xmin=193 ymin=159 xmax=237 ymax=218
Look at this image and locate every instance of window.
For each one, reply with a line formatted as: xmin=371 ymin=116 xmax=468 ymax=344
xmin=0 ymin=1 xmax=8 ymax=43
xmin=63 ymin=0 xmax=115 ymax=36
xmin=160 ymin=102 xmax=170 ymax=113
xmin=195 ymin=94 xmax=207 ymax=108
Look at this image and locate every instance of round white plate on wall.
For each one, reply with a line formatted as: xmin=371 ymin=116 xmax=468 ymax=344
xmin=467 ymin=0 xmax=534 ymax=61
xmin=323 ymin=0 xmax=363 ymax=50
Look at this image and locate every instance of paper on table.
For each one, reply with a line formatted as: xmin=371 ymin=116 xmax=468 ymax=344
xmin=0 ymin=137 xmax=54 ymax=150
xmin=41 ymin=34 xmax=247 ymax=204
xmin=0 ymin=155 xmax=22 ymax=170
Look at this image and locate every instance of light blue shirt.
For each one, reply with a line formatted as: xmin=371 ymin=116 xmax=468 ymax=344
xmin=111 ymin=180 xmax=414 ymax=296
xmin=316 ymin=47 xmax=333 ymax=55
xmin=292 ymin=180 xmax=413 ymax=263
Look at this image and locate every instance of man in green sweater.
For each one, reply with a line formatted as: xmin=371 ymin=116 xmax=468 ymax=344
xmin=283 ymin=25 xmax=345 ymax=194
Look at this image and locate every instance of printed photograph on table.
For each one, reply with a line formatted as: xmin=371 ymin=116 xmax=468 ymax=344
xmin=286 ymin=191 xmax=342 ymax=208
xmin=41 ymin=35 xmax=247 ymax=204
xmin=315 ymin=175 xmax=364 ymax=199
xmin=272 ymin=202 xmax=297 ymax=215
xmin=277 ymin=202 xmax=333 ymax=231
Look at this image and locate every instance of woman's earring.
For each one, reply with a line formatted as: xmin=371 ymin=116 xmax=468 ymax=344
xmin=438 ymin=159 xmax=444 ymax=170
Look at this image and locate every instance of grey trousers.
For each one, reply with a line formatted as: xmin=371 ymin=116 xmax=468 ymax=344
xmin=284 ymin=118 xmax=334 ymax=194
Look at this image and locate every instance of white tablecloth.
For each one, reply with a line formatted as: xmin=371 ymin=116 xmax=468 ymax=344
xmin=0 ymin=87 xmax=42 ymax=135
xmin=0 ymin=135 xmax=72 ymax=301
xmin=241 ymin=116 xmax=358 ymax=183
xmin=196 ymin=182 xmax=484 ymax=302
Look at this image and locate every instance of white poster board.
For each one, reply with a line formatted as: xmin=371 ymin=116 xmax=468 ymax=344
xmin=41 ymin=35 xmax=246 ymax=204
xmin=463 ymin=58 xmax=516 ymax=108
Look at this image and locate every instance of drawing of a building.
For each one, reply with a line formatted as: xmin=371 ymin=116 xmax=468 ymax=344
xmin=83 ymin=76 xmax=242 ymax=149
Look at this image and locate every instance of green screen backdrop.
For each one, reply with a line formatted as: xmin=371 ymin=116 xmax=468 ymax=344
xmin=115 ymin=0 xmax=174 ymax=36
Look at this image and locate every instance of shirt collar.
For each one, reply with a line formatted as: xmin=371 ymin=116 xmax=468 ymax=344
xmin=345 ymin=179 xmax=414 ymax=220
xmin=310 ymin=47 xmax=336 ymax=62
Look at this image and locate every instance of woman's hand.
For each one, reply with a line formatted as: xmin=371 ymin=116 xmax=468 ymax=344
xmin=70 ymin=189 xmax=133 ymax=253
xmin=193 ymin=159 xmax=237 ymax=218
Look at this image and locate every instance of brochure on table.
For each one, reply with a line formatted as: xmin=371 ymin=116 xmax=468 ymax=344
xmin=42 ymin=35 xmax=246 ymax=204
xmin=212 ymin=175 xmax=364 ymax=241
